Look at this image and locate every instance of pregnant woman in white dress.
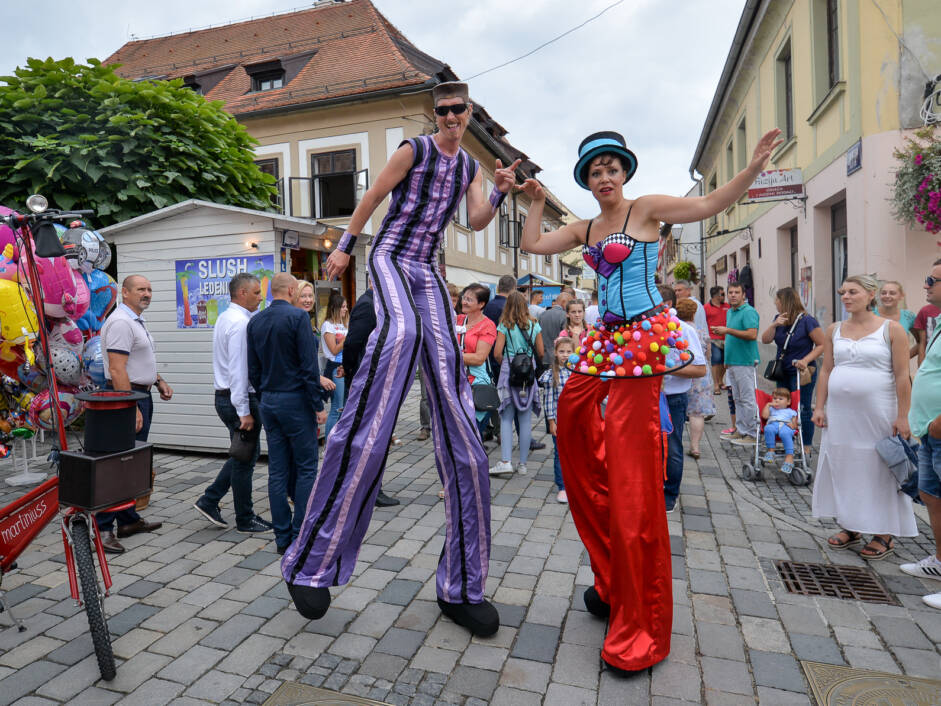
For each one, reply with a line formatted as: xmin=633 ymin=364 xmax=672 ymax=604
xmin=812 ymin=274 xmax=916 ymax=559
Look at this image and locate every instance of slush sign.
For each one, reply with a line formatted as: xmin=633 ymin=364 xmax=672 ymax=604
xmin=175 ymin=255 xmax=275 ymax=329
xmin=746 ymin=169 xmax=804 ymax=202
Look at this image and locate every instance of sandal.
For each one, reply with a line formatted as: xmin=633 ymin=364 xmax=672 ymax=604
xmin=827 ymin=530 xmax=862 ymax=550
xmin=860 ymin=535 xmax=895 ymax=561
xmin=687 ymin=449 xmax=700 ymax=459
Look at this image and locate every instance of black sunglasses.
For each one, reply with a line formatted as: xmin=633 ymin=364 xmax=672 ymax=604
xmin=927 ymin=276 xmax=940 ymax=287
xmin=434 ymin=103 xmax=468 ymax=117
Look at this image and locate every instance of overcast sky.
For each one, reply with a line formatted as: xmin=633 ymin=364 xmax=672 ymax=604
xmin=0 ymin=0 xmax=745 ymax=219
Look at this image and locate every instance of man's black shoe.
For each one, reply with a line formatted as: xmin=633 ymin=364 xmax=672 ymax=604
xmin=529 ymin=439 xmax=546 ymax=451
xmin=194 ymin=500 xmax=227 ymax=528
xmin=288 ymin=583 xmax=331 ymax=619
xmin=375 ymin=490 xmax=400 ymax=507
xmin=437 ymin=598 xmax=499 ymax=637
xmin=237 ymin=517 xmax=273 ymax=534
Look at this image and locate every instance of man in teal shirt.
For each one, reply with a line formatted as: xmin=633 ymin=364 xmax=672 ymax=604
xmin=902 ymin=258 xmax=941 ymax=610
xmin=711 ymin=281 xmax=760 ymax=444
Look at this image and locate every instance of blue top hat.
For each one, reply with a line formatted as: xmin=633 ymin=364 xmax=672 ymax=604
xmin=574 ymin=131 xmax=638 ymax=190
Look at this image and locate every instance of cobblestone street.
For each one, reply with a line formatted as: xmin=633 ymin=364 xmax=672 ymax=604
xmin=1 ymin=384 xmax=940 ymax=705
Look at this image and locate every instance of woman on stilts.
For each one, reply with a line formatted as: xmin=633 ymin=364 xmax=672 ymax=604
xmin=518 ymin=127 xmax=782 ymax=673
xmin=281 ymin=81 xmax=520 ymax=637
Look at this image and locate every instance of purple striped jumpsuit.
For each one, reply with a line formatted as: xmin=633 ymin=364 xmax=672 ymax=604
xmin=282 ymin=135 xmax=491 ymax=605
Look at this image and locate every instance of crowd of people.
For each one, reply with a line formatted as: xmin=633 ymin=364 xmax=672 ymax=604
xmin=703 ymin=264 xmax=941 ymax=610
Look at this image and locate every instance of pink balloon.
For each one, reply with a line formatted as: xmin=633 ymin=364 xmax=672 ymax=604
xmin=22 ymin=252 xmax=90 ymax=319
xmin=0 ymin=205 xmax=18 ymax=257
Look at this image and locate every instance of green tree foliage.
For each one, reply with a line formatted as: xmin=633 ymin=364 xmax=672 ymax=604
xmin=0 ymin=57 xmax=276 ymax=226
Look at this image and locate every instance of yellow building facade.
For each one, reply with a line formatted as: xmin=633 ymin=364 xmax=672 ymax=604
xmin=691 ymin=0 xmax=940 ymax=328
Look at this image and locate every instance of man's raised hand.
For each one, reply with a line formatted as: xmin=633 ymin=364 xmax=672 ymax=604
xmin=494 ymin=158 xmax=522 ymax=194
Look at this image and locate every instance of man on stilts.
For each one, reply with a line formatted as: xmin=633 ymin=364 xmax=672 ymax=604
xmin=282 ymin=81 xmax=520 ymax=636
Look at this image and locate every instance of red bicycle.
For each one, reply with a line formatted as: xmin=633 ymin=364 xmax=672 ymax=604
xmin=0 ymin=196 xmax=133 ymax=681
xmin=0 ymin=478 xmax=134 ymax=680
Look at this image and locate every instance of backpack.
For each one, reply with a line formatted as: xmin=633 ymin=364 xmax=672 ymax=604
xmin=508 ymin=324 xmax=536 ymax=388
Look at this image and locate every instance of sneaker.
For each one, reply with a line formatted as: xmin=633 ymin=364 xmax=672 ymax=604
xmin=900 ymin=555 xmax=941 ymax=581
xmin=722 ymin=432 xmax=747 ymax=443
xmin=666 ymin=503 xmax=677 ymax=513
xmin=556 ymin=490 xmax=568 ymax=504
xmin=720 ymin=427 xmax=736 ymax=436
xmin=237 ymin=517 xmax=272 ymax=534
xmin=416 ymin=429 xmax=431 ymax=441
xmin=781 ymin=462 xmax=793 ymax=474
xmin=489 ymin=461 xmax=513 ymax=476
xmin=516 ymin=463 xmax=528 ymax=475
xmin=923 ymin=591 xmax=941 ymax=610
xmin=729 ymin=434 xmax=755 ymax=446
xmin=763 ymin=451 xmax=775 ymax=463
xmin=194 ymin=500 xmax=227 ymax=528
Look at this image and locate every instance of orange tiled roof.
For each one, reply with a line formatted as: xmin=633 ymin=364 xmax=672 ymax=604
xmin=104 ymin=0 xmax=452 ymax=116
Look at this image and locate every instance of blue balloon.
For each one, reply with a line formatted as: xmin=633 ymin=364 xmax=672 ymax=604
xmin=83 ymin=336 xmax=106 ymax=388
xmin=75 ymin=269 xmax=117 ymax=335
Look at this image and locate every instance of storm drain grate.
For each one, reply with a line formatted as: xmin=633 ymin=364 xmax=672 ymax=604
xmin=774 ymin=560 xmax=899 ymax=605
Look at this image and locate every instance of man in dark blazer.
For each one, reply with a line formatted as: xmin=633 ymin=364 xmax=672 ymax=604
xmin=342 ymin=285 xmax=399 ymax=507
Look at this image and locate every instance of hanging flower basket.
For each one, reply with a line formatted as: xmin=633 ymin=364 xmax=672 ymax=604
xmin=673 ymin=261 xmax=699 ymax=283
xmin=892 ymin=126 xmax=941 ymax=234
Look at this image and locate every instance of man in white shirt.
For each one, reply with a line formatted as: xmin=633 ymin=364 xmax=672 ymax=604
xmin=659 ymin=286 xmax=707 ymax=512
xmin=194 ymin=273 xmax=271 ymax=533
xmin=528 ymin=289 xmax=545 ymax=319
xmin=585 ymin=290 xmax=600 ymax=327
xmin=674 ymin=280 xmax=708 ymax=333
xmin=97 ymin=275 xmax=171 ymax=552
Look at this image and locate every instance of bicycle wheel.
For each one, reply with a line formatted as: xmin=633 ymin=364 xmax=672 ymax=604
xmin=70 ymin=516 xmax=116 ymax=681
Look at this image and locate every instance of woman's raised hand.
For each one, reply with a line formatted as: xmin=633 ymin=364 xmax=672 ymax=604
xmin=517 ymin=178 xmax=545 ymax=202
xmin=749 ymin=128 xmax=784 ymax=172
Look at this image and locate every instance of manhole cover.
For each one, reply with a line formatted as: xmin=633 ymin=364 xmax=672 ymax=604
xmin=775 ymin=560 xmax=899 ymax=605
xmin=803 ymin=661 xmax=941 ymax=705
xmin=263 ymin=682 xmax=391 ymax=706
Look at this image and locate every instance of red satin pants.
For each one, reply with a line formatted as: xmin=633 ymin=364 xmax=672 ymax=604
xmin=557 ymin=373 xmax=672 ymax=671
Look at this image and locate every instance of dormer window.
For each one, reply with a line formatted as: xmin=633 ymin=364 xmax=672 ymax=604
xmin=252 ymin=70 xmax=284 ymax=92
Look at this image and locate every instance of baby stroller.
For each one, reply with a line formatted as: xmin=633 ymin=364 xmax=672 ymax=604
xmin=741 ymin=371 xmax=811 ymax=486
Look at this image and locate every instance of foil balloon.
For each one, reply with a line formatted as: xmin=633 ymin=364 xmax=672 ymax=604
xmin=93 ymin=237 xmax=111 ymax=271
xmin=0 ymin=244 xmax=20 ymax=283
xmin=28 ymin=390 xmax=83 ymax=430
xmin=76 ymin=269 xmax=117 ymax=335
xmin=25 ymin=253 xmax=90 ymax=319
xmin=60 ymin=226 xmax=102 ymax=274
xmin=0 ymin=205 xmax=17 ymax=255
xmin=49 ymin=346 xmax=83 ymax=387
xmin=82 ymin=336 xmax=106 ymax=388
xmin=47 ymin=319 xmax=84 ymax=357
xmin=16 ymin=363 xmax=47 ymax=393
xmin=0 ymin=280 xmax=39 ymax=345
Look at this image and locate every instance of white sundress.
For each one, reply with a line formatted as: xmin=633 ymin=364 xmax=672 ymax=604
xmin=811 ymin=320 xmax=916 ymax=537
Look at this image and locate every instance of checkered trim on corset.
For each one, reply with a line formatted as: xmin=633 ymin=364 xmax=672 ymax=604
xmin=582 ymin=232 xmax=638 ymax=256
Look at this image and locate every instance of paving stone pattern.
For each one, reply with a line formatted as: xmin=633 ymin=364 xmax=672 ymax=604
xmin=0 ymin=386 xmax=939 ymax=704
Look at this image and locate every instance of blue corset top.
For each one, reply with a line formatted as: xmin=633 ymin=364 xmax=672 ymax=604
xmin=582 ymin=210 xmax=662 ymax=323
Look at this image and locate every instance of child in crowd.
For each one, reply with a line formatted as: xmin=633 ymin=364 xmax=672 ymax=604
xmin=540 ymin=335 xmax=575 ymax=503
xmin=762 ymin=387 xmax=799 ymax=473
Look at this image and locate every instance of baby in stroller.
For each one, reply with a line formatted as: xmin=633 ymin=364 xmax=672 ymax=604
xmin=761 ymin=388 xmax=799 ymax=473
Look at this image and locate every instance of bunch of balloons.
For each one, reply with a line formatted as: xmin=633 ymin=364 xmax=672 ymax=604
xmin=0 ymin=207 xmax=118 ymax=433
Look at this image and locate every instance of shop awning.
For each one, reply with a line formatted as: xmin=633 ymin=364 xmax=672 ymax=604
xmin=517 ymin=273 xmax=562 ymax=287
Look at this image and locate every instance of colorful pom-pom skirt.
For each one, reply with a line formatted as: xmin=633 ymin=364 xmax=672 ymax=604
xmin=564 ymin=303 xmax=693 ymax=379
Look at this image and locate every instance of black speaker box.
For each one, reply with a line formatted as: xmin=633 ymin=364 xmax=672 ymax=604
xmin=58 ymin=442 xmax=153 ymax=511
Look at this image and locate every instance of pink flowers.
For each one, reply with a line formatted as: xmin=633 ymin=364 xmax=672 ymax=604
xmin=915 ymin=154 xmax=924 ymax=165
xmin=893 ymin=127 xmax=940 ymax=235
